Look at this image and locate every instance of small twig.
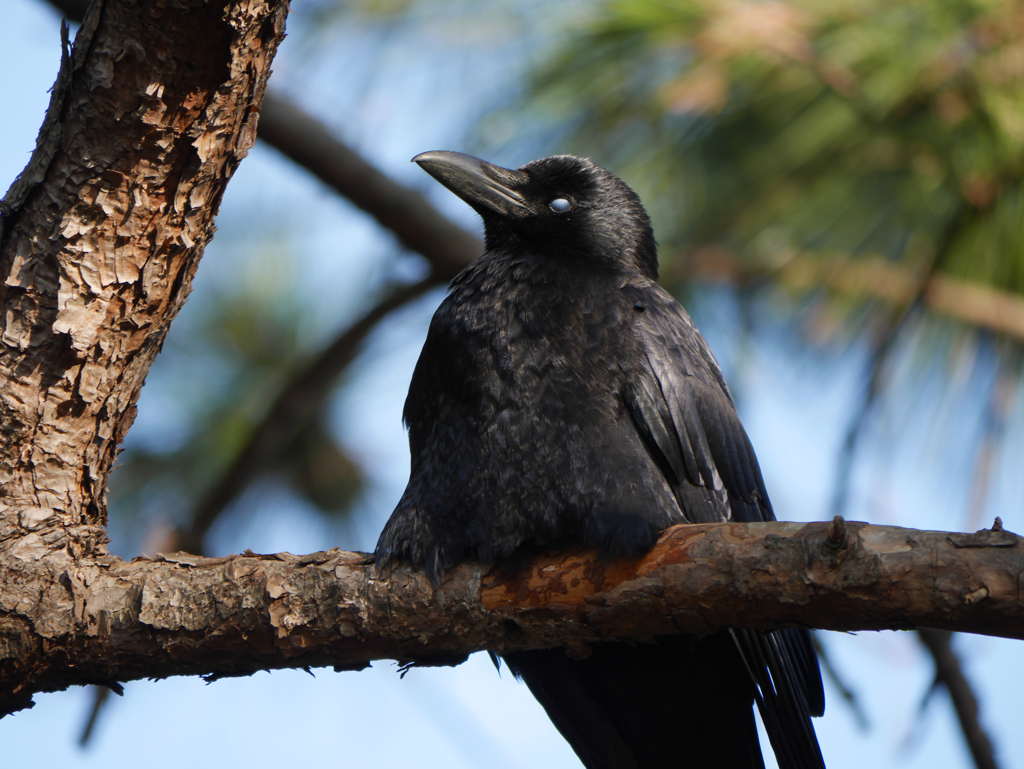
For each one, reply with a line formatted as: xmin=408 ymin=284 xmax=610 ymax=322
xmin=77 ymin=685 xmax=110 ymax=747
xmin=917 ymin=629 xmax=1001 ymax=769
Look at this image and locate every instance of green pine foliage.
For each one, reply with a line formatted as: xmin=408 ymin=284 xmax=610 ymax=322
xmin=531 ymin=0 xmax=1024 ymax=312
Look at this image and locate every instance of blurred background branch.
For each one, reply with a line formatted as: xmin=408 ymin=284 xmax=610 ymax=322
xmin=918 ymin=629 xmax=999 ymax=769
xmin=175 ymin=275 xmax=436 ymax=555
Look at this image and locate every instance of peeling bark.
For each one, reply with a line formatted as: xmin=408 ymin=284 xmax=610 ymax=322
xmin=0 ymin=0 xmax=289 ymax=528
xmin=2 ymin=519 xmax=1022 ymax=716
xmin=0 ymin=0 xmax=289 ymax=715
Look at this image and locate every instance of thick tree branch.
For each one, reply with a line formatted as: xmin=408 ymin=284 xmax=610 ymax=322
xmin=3 ymin=518 xmax=1021 ymax=716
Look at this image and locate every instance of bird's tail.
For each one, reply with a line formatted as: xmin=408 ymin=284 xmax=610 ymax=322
xmin=730 ymin=628 xmax=826 ymax=769
xmin=503 ymin=633 xmax=773 ymax=769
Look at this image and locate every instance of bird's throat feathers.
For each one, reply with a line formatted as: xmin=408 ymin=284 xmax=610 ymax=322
xmin=479 ymin=219 xmax=659 ymax=282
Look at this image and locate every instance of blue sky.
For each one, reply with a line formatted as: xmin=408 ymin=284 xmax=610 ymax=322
xmin=2 ymin=1 xmax=1022 ymax=768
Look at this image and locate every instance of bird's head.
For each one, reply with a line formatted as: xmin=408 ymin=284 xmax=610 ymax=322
xmin=413 ymin=151 xmax=659 ymax=280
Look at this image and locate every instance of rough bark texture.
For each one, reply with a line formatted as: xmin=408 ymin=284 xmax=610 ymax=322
xmin=0 ymin=0 xmax=288 ymax=527
xmin=0 ymin=0 xmax=289 ymax=713
xmin=2 ymin=518 xmax=1021 ymax=716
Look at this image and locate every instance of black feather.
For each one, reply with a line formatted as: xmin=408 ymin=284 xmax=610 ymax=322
xmin=376 ymin=151 xmax=826 ymax=768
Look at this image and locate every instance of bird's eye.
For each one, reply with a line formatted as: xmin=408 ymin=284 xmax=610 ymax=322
xmin=549 ymin=198 xmax=571 ymax=213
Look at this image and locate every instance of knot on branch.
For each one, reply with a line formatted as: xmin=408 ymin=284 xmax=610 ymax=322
xmin=947 ymin=518 xmax=1020 ymax=549
xmin=825 ymin=515 xmax=848 ymax=551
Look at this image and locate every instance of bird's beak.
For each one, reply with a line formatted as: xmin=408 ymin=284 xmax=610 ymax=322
xmin=413 ymin=151 xmax=530 ymax=218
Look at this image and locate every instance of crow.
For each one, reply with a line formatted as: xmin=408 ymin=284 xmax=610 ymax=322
xmin=376 ymin=150 xmax=826 ymax=769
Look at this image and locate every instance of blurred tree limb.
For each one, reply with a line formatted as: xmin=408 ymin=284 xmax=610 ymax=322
xmin=683 ymin=246 xmax=1024 ymax=343
xmin=3 ymin=517 xmax=1023 ymax=717
xmin=918 ymin=629 xmax=999 ymax=769
xmin=257 ymin=90 xmax=480 ymax=278
xmin=176 ymin=275 xmax=436 ymax=554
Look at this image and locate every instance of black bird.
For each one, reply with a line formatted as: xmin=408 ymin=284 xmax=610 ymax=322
xmin=376 ymin=151 xmax=826 ymax=769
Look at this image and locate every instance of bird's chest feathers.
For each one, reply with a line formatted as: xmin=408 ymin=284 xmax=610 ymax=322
xmin=447 ymin=259 xmax=631 ymax=398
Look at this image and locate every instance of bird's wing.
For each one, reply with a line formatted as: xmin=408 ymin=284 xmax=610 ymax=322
xmin=622 ymin=282 xmax=826 ymax=769
xmin=622 ymin=283 xmax=769 ymax=524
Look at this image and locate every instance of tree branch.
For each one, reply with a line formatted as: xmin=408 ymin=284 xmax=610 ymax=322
xmin=3 ymin=518 xmax=1021 ymax=717
xmin=682 ymin=246 xmax=1024 ymax=343
xmin=257 ymin=90 xmax=480 ymax=279
xmin=176 ymin=276 xmax=437 ymax=554
xmin=918 ymin=629 xmax=1001 ymax=769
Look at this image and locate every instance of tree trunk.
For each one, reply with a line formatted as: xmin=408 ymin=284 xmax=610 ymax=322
xmin=0 ymin=0 xmax=289 ymax=714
